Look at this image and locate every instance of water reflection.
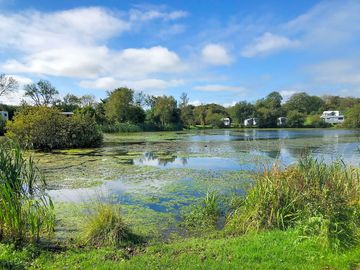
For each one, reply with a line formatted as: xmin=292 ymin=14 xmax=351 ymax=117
xmin=134 ymin=152 xmax=255 ymax=170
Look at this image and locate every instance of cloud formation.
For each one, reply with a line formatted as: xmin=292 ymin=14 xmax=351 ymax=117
xmin=241 ymin=32 xmax=299 ymax=57
xmin=193 ymin=84 xmax=245 ymax=92
xmin=201 ymin=44 xmax=231 ymax=65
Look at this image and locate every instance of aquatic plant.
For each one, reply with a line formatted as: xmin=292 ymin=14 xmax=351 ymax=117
xmin=0 ymin=142 xmax=54 ymax=243
xmin=227 ymin=157 xmax=360 ymax=249
xmin=80 ymin=203 xmax=139 ymax=247
xmin=181 ymin=191 xmax=222 ymax=230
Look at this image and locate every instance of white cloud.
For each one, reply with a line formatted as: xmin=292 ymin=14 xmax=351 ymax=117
xmin=80 ymin=77 xmax=183 ymax=91
xmin=285 ymin=1 xmax=360 ymax=47
xmin=129 ymin=9 xmax=188 ymax=22
xmin=223 ymin=101 xmax=237 ymax=107
xmin=0 ymin=8 xmax=130 ymax=52
xmin=241 ymin=32 xmax=299 ymax=57
xmin=0 ymin=75 xmax=32 ymax=105
xmin=0 ymin=7 xmax=186 ymax=93
xmin=189 ymin=100 xmax=201 ymax=106
xmin=193 ymin=84 xmax=245 ymax=92
xmin=201 ymin=44 xmax=231 ymax=65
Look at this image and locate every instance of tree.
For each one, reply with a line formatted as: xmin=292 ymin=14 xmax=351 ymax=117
xmin=229 ymin=101 xmax=255 ymax=125
xmin=344 ymin=104 xmax=360 ymax=128
xmin=179 ymin=92 xmax=189 ymax=109
xmin=105 ymin=87 xmax=145 ymax=124
xmin=284 ymin=92 xmax=325 ymax=114
xmin=180 ymin=105 xmax=195 ymax=127
xmin=194 ymin=105 xmax=207 ymax=125
xmin=0 ymin=74 xmax=18 ymax=96
xmin=153 ymin=96 xmax=180 ymax=127
xmin=80 ymin=95 xmax=96 ymax=107
xmin=286 ymin=110 xmax=305 ymax=128
xmin=255 ymin=91 xmax=283 ymax=127
xmin=56 ymin=94 xmax=82 ymax=112
xmin=24 ymin=80 xmax=59 ymax=106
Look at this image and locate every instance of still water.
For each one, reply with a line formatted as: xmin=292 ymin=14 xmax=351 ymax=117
xmin=47 ymin=129 xmax=359 ymax=214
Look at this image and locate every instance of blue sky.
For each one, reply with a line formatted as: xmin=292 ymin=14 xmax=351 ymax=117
xmin=0 ymin=0 xmax=360 ymax=106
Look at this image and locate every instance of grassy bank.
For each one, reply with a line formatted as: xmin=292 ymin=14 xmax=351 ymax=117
xmin=1 ymin=230 xmax=359 ymax=269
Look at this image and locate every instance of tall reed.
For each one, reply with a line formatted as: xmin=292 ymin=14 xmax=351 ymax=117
xmin=0 ymin=142 xmax=54 ymax=243
xmin=226 ymin=157 xmax=360 ymax=249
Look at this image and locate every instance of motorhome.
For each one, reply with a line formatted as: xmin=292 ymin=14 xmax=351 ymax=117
xmin=320 ymin=111 xmax=344 ymax=124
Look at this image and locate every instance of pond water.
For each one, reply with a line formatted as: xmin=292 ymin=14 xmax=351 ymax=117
xmin=43 ymin=129 xmax=360 ymax=232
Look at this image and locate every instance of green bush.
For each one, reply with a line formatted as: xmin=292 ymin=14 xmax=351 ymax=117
xmin=6 ymin=106 xmax=102 ymax=150
xmin=226 ymin=158 xmax=360 ymax=249
xmin=344 ymin=104 xmax=360 ymax=128
xmin=0 ymin=142 xmax=55 ymax=243
xmin=100 ymin=122 xmax=143 ymax=133
xmin=81 ymin=204 xmax=138 ymax=248
xmin=304 ymin=115 xmax=331 ymax=128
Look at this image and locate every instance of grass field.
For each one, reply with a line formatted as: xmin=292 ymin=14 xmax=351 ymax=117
xmin=1 ymin=230 xmax=359 ymax=269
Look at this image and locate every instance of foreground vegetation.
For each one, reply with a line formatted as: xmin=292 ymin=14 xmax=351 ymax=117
xmin=0 ymin=140 xmax=359 ymax=269
xmin=0 ymin=229 xmax=359 ymax=269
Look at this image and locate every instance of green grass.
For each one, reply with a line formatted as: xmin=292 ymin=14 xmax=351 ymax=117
xmin=0 ymin=230 xmax=358 ymax=269
xmin=227 ymin=157 xmax=360 ymax=249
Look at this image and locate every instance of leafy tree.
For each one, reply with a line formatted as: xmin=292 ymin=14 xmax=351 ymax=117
xmin=179 ymin=92 xmax=189 ymax=109
xmin=286 ymin=110 xmax=305 ymax=128
xmin=193 ymin=105 xmax=207 ymax=125
xmin=56 ymin=94 xmax=82 ymax=112
xmin=180 ymin=105 xmax=195 ymax=127
xmin=255 ymin=91 xmax=283 ymax=127
xmin=153 ymin=96 xmax=180 ymax=127
xmin=344 ymin=104 xmax=360 ymax=128
xmin=105 ymin=87 xmax=145 ymax=124
xmin=284 ymin=92 xmax=325 ymax=114
xmin=0 ymin=74 xmax=18 ymax=96
xmin=24 ymin=80 xmax=59 ymax=106
xmin=228 ymin=101 xmax=255 ymax=125
xmin=80 ymin=95 xmax=96 ymax=107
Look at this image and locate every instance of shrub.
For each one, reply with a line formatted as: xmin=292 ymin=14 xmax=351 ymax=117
xmin=100 ymin=122 xmax=143 ymax=133
xmin=286 ymin=110 xmax=305 ymax=128
xmin=344 ymin=104 xmax=360 ymax=128
xmin=226 ymin=157 xmax=360 ymax=249
xmin=0 ymin=142 xmax=54 ymax=243
xmin=81 ymin=204 xmax=138 ymax=248
xmin=6 ymin=106 xmax=102 ymax=150
xmin=304 ymin=115 xmax=331 ymax=128
xmin=181 ymin=191 xmax=222 ymax=230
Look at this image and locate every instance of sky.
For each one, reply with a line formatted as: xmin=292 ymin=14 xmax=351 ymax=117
xmin=0 ymin=0 xmax=360 ymax=106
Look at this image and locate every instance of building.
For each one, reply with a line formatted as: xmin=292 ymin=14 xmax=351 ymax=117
xmin=277 ymin=117 xmax=287 ymax=126
xmin=221 ymin=117 xmax=231 ymax=127
xmin=320 ymin=111 xmax=344 ymax=124
xmin=0 ymin=111 xmax=9 ymax=121
xmin=244 ymin=118 xmax=257 ymax=127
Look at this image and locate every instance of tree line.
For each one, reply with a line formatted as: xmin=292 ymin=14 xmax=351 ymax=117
xmin=1 ymin=74 xmax=360 ymax=132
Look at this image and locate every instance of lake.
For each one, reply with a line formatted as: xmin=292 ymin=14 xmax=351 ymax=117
xmin=39 ymin=129 xmax=359 ymax=234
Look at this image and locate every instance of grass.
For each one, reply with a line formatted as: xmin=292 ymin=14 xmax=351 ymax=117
xmin=226 ymin=157 xmax=360 ymax=249
xmin=0 ymin=142 xmax=54 ymax=243
xmin=0 ymin=230 xmax=358 ymax=269
xmin=80 ymin=203 xmax=141 ymax=248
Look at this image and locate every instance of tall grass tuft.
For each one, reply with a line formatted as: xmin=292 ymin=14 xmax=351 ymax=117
xmin=181 ymin=191 xmax=222 ymax=230
xmin=81 ymin=203 xmax=139 ymax=248
xmin=0 ymin=142 xmax=55 ymax=243
xmin=226 ymin=157 xmax=360 ymax=249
